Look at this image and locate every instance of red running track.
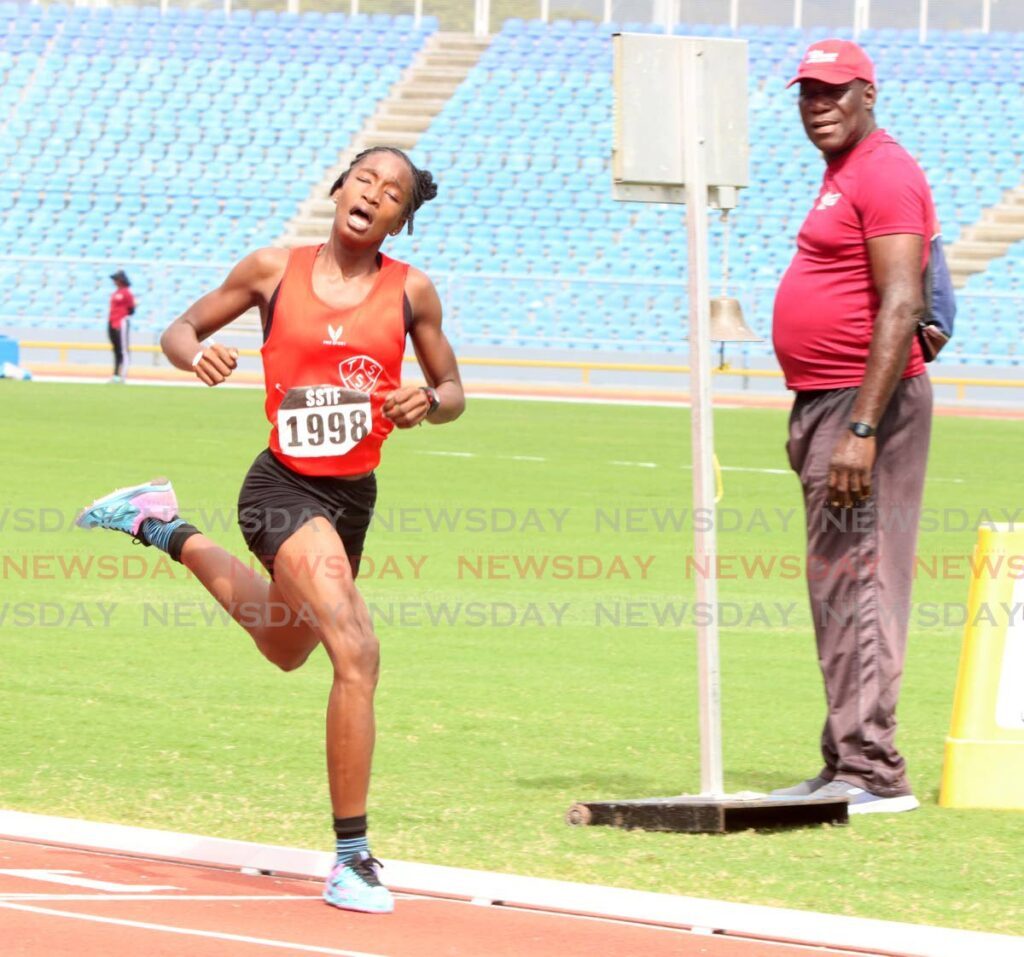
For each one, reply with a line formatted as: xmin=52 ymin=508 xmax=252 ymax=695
xmin=0 ymin=840 xmax=866 ymax=957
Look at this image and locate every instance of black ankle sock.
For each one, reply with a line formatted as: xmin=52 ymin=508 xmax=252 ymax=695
xmin=138 ymin=518 xmax=200 ymax=563
xmin=166 ymin=522 xmax=199 ymax=562
xmin=333 ymin=815 xmax=369 ymax=862
xmin=333 ymin=815 xmax=368 ymax=840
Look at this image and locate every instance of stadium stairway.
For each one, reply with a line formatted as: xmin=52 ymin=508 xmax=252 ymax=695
xmin=279 ymin=31 xmax=490 ymax=250
xmin=946 ymin=183 xmax=1024 ymax=286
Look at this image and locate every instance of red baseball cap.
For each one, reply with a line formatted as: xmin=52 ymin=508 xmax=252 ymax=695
xmin=786 ymin=39 xmax=876 ymax=89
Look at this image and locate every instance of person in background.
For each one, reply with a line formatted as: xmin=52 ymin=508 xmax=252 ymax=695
xmin=108 ymin=268 xmax=135 ymax=383
xmin=771 ymin=40 xmax=936 ymax=813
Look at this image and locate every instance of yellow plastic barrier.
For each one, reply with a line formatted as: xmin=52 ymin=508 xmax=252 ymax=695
xmin=939 ymin=525 xmax=1024 ymax=810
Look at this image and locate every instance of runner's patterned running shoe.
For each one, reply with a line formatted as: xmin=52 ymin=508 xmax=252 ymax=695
xmin=75 ymin=479 xmax=178 ymax=538
xmin=323 ymin=852 xmax=394 ymax=914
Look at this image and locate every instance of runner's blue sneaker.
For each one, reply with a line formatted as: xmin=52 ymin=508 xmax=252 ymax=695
xmin=75 ymin=479 xmax=178 ymax=538
xmin=323 ymin=852 xmax=394 ymax=914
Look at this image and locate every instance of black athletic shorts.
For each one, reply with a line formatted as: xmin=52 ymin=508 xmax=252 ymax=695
xmin=237 ymin=448 xmax=377 ymax=580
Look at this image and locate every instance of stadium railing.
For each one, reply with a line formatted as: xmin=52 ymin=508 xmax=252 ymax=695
xmin=15 ymin=338 xmax=1024 ymax=404
xmin=2 ymin=254 xmax=1020 ymax=368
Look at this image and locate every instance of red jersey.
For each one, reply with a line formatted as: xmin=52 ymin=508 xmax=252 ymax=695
xmin=108 ymin=287 xmax=135 ymax=329
xmin=773 ymin=129 xmax=933 ymax=391
xmin=262 ymin=245 xmax=408 ymax=477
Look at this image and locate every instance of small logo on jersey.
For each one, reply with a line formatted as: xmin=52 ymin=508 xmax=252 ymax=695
xmin=323 ymin=323 xmax=346 ymax=347
xmin=816 ymin=191 xmax=842 ymax=210
xmin=339 ymin=355 xmax=384 ymax=393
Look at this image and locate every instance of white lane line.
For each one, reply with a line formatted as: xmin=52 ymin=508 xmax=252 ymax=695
xmin=719 ymin=465 xmax=790 ymax=476
xmin=420 ymin=449 xmax=966 ymax=485
xmin=0 ymin=869 xmax=179 ymax=892
xmin=0 ymin=890 xmax=810 ymax=946
xmin=0 ymin=901 xmax=388 ymax=957
xmin=0 ymin=894 xmax=314 ymax=902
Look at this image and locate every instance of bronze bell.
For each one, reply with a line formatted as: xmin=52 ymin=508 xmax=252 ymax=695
xmin=709 ymin=296 xmax=761 ymax=342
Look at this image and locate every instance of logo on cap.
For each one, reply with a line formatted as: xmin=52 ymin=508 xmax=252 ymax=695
xmin=787 ymin=38 xmax=876 ymax=89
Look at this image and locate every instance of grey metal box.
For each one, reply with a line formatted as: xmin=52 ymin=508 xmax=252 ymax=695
xmin=612 ymin=34 xmax=749 ymax=207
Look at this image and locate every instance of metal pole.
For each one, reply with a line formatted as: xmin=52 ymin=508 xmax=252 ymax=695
xmin=793 ymin=0 xmax=803 ymax=30
xmin=352 ymin=0 xmax=359 ymax=16
xmin=287 ymin=0 xmax=298 ymax=14
xmin=730 ymin=0 xmax=739 ymax=32
xmin=225 ymin=0 xmax=231 ymax=18
xmin=681 ymin=41 xmax=724 ymax=798
xmin=919 ymin=0 xmax=928 ymax=43
xmin=414 ymin=0 xmax=422 ymax=29
xmin=604 ymin=0 xmax=612 ymax=25
xmin=540 ymin=0 xmax=550 ymax=23
xmin=982 ymin=0 xmax=991 ymax=33
xmin=658 ymin=0 xmax=674 ymax=34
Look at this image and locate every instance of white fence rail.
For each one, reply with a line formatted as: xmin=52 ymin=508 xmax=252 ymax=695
xmin=41 ymin=1 xmax=1024 ymax=38
xmin=0 ymin=254 xmax=1021 ymax=367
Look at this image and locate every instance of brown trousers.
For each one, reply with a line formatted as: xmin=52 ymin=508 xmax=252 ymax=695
xmin=786 ymin=375 xmax=932 ymax=796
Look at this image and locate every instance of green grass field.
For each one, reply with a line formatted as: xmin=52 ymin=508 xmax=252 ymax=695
xmin=1 ymin=380 xmax=1021 ymax=935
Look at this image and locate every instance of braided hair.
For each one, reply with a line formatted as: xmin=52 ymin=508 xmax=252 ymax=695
xmin=329 ymin=147 xmax=437 ymax=235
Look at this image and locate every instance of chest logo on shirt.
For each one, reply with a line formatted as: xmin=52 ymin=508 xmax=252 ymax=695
xmin=339 ymin=355 xmax=384 ymax=393
xmin=323 ymin=323 xmax=346 ymax=347
xmin=816 ymin=191 xmax=843 ymax=211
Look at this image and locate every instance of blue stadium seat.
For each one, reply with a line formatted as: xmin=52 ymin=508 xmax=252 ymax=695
xmin=0 ymin=12 xmax=1020 ymax=363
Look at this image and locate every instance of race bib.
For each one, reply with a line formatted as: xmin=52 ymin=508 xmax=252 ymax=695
xmin=277 ymin=385 xmax=372 ymax=458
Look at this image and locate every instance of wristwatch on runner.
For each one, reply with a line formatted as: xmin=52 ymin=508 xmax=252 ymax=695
xmin=848 ymin=421 xmax=876 ymax=438
xmin=420 ymin=386 xmax=441 ymax=415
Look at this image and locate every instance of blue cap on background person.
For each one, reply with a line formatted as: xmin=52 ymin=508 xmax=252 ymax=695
xmin=787 ymin=39 xmax=877 ymax=88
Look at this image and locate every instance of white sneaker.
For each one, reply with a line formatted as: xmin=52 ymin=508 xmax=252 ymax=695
xmin=811 ymin=780 xmax=920 ymax=814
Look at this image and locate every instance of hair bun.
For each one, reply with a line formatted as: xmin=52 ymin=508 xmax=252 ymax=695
xmin=416 ymin=170 xmax=438 ymax=206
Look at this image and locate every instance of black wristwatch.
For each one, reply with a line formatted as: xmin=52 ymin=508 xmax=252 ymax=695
xmin=849 ymin=421 xmax=876 ymax=438
xmin=420 ymin=386 xmax=441 ymax=415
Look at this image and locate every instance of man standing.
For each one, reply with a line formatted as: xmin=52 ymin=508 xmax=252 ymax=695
xmin=108 ymin=269 xmax=135 ymax=383
xmin=771 ymin=40 xmax=935 ymax=813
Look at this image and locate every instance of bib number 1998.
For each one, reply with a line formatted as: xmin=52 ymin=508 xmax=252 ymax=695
xmin=277 ymin=386 xmax=372 ymax=458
